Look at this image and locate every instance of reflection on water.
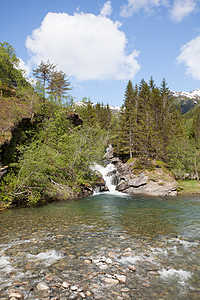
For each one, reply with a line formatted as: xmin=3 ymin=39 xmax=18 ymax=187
xmin=0 ymin=193 xmax=200 ymax=299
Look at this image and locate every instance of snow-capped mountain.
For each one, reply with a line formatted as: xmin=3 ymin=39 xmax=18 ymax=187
xmin=74 ymin=89 xmax=200 ymax=115
xmin=170 ymin=89 xmax=200 ymax=114
xmin=171 ymin=89 xmax=200 ymax=100
xmin=73 ymin=101 xmax=121 ymax=113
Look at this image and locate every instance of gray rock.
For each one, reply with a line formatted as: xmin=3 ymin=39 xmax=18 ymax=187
xmin=79 ymin=292 xmax=85 ymax=298
xmin=36 ymin=282 xmax=49 ymax=291
xmin=104 ymin=278 xmax=118 ymax=285
xmin=104 ymin=144 xmax=114 ymax=160
xmin=115 ymin=274 xmax=126 ymax=283
xmin=116 ymin=180 xmax=129 ymax=191
xmin=105 ymin=258 xmax=113 ymax=264
xmin=128 ymin=173 xmax=148 ymax=187
xmin=9 ymin=292 xmax=24 ymax=299
xmin=62 ymin=281 xmax=70 ymax=289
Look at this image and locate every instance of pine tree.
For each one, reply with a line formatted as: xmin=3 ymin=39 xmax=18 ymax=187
xmin=33 ymin=61 xmax=56 ymax=102
xmin=191 ymin=106 xmax=200 ymax=148
xmin=119 ymin=80 xmax=137 ymax=159
xmin=48 ymin=70 xmax=71 ymax=104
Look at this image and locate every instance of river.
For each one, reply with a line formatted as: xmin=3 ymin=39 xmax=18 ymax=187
xmin=0 ymin=192 xmax=199 ymax=299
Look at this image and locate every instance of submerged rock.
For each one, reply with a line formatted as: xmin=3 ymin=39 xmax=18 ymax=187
xmin=115 ymin=274 xmax=126 ymax=283
xmin=36 ymin=282 xmax=49 ymax=291
xmin=9 ymin=292 xmax=24 ymax=299
xmin=104 ymin=278 xmax=119 ymax=285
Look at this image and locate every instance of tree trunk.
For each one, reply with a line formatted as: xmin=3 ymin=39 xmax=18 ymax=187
xmin=194 ymin=157 xmax=199 ymax=180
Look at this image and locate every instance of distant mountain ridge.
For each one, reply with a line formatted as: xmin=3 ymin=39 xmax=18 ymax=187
xmin=170 ymin=89 xmax=200 ymax=114
xmin=74 ymin=100 xmax=121 ymax=113
xmin=74 ymin=89 xmax=200 ymax=115
xmin=171 ymin=89 xmax=200 ymax=101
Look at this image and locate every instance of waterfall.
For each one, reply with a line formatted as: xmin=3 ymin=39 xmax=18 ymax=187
xmin=91 ymin=163 xmax=117 ymax=193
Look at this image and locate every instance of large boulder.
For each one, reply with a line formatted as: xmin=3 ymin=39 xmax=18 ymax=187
xmin=115 ymin=161 xmax=177 ymax=196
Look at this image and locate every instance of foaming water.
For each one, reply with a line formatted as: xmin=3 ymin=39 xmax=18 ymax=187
xmin=27 ymin=249 xmax=63 ymax=266
xmin=158 ymin=268 xmax=192 ymax=286
xmin=91 ymin=162 xmax=118 ymax=193
xmin=0 ymin=255 xmax=13 ymax=273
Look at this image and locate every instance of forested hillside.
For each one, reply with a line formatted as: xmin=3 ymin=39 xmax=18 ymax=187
xmin=0 ymin=42 xmax=200 ymax=208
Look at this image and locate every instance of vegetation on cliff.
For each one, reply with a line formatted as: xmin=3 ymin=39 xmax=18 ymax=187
xmin=1 ymin=42 xmax=200 ymax=207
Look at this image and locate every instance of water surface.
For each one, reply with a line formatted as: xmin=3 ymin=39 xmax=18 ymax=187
xmin=0 ymin=193 xmax=199 ymax=299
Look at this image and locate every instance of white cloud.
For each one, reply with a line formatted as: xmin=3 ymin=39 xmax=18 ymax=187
xmin=170 ymin=0 xmax=197 ymax=22
xmin=120 ymin=0 xmax=168 ymax=17
xmin=100 ymin=0 xmax=112 ymax=17
xmin=177 ymin=35 xmax=200 ymax=79
xmin=18 ymin=58 xmax=32 ymax=77
xmin=26 ymin=9 xmax=140 ymax=81
xmin=120 ymin=0 xmax=198 ymax=21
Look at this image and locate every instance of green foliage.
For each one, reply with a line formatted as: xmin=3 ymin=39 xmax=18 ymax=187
xmin=177 ymin=179 xmax=200 ymax=194
xmin=33 ymin=61 xmax=71 ymax=105
xmin=0 ymin=108 xmax=107 ymax=206
xmin=47 ymin=70 xmax=71 ymax=104
xmin=191 ymin=106 xmax=200 ymax=148
xmin=167 ymin=137 xmax=199 ymax=180
xmin=0 ymin=42 xmax=26 ymax=90
xmin=74 ymin=100 xmax=112 ymax=131
xmin=33 ymin=60 xmax=56 ymax=102
xmin=113 ymin=77 xmax=184 ymax=162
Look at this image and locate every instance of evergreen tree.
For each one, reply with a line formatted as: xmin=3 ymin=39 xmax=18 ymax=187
xmin=48 ymin=70 xmax=71 ymax=104
xmin=121 ymin=80 xmax=137 ymax=158
xmin=33 ymin=61 xmax=56 ymax=102
xmin=191 ymin=106 xmax=200 ymax=148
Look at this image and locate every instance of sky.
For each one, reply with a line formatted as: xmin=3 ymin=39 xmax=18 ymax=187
xmin=0 ymin=0 xmax=200 ymax=107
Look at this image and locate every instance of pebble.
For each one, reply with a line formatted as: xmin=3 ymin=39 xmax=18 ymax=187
xmin=79 ymin=292 xmax=85 ymax=298
xmin=71 ymin=285 xmax=78 ymax=291
xmin=149 ymin=271 xmax=157 ymax=275
xmin=36 ymin=282 xmax=50 ymax=291
xmin=9 ymin=292 xmax=24 ymax=299
xmin=85 ymin=291 xmax=92 ymax=297
xmin=104 ymin=278 xmax=119 ymax=285
xmin=124 ymin=252 xmax=131 ymax=257
xmin=108 ymin=251 xmax=116 ymax=258
xmin=84 ymin=259 xmax=91 ymax=264
xmin=128 ymin=265 xmax=136 ymax=272
xmin=121 ymin=287 xmax=130 ymax=292
xmin=105 ymin=258 xmax=113 ymax=264
xmin=125 ymin=248 xmax=131 ymax=252
xmin=62 ymin=282 xmax=70 ymax=289
xmin=99 ymin=263 xmax=108 ymax=270
xmin=142 ymin=283 xmax=150 ymax=288
xmin=115 ymin=274 xmax=126 ymax=283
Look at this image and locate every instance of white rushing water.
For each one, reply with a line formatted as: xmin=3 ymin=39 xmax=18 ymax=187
xmin=91 ymin=163 xmax=118 ymax=194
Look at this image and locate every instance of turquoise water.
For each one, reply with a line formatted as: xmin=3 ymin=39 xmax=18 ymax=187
xmin=0 ymin=193 xmax=200 ymax=299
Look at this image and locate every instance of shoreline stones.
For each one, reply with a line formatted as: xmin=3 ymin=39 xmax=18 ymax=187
xmin=36 ymin=282 xmax=49 ymax=291
xmin=9 ymin=292 xmax=24 ymax=299
xmin=62 ymin=281 xmax=70 ymax=289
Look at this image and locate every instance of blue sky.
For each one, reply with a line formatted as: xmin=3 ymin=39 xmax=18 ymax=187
xmin=0 ymin=0 xmax=200 ymax=106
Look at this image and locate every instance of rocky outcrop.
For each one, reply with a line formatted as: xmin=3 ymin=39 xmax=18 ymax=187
xmin=67 ymin=112 xmax=83 ymax=126
xmin=115 ymin=160 xmax=177 ymax=197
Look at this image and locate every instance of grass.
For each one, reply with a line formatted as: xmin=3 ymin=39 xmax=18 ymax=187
xmin=177 ymin=180 xmax=200 ymax=195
